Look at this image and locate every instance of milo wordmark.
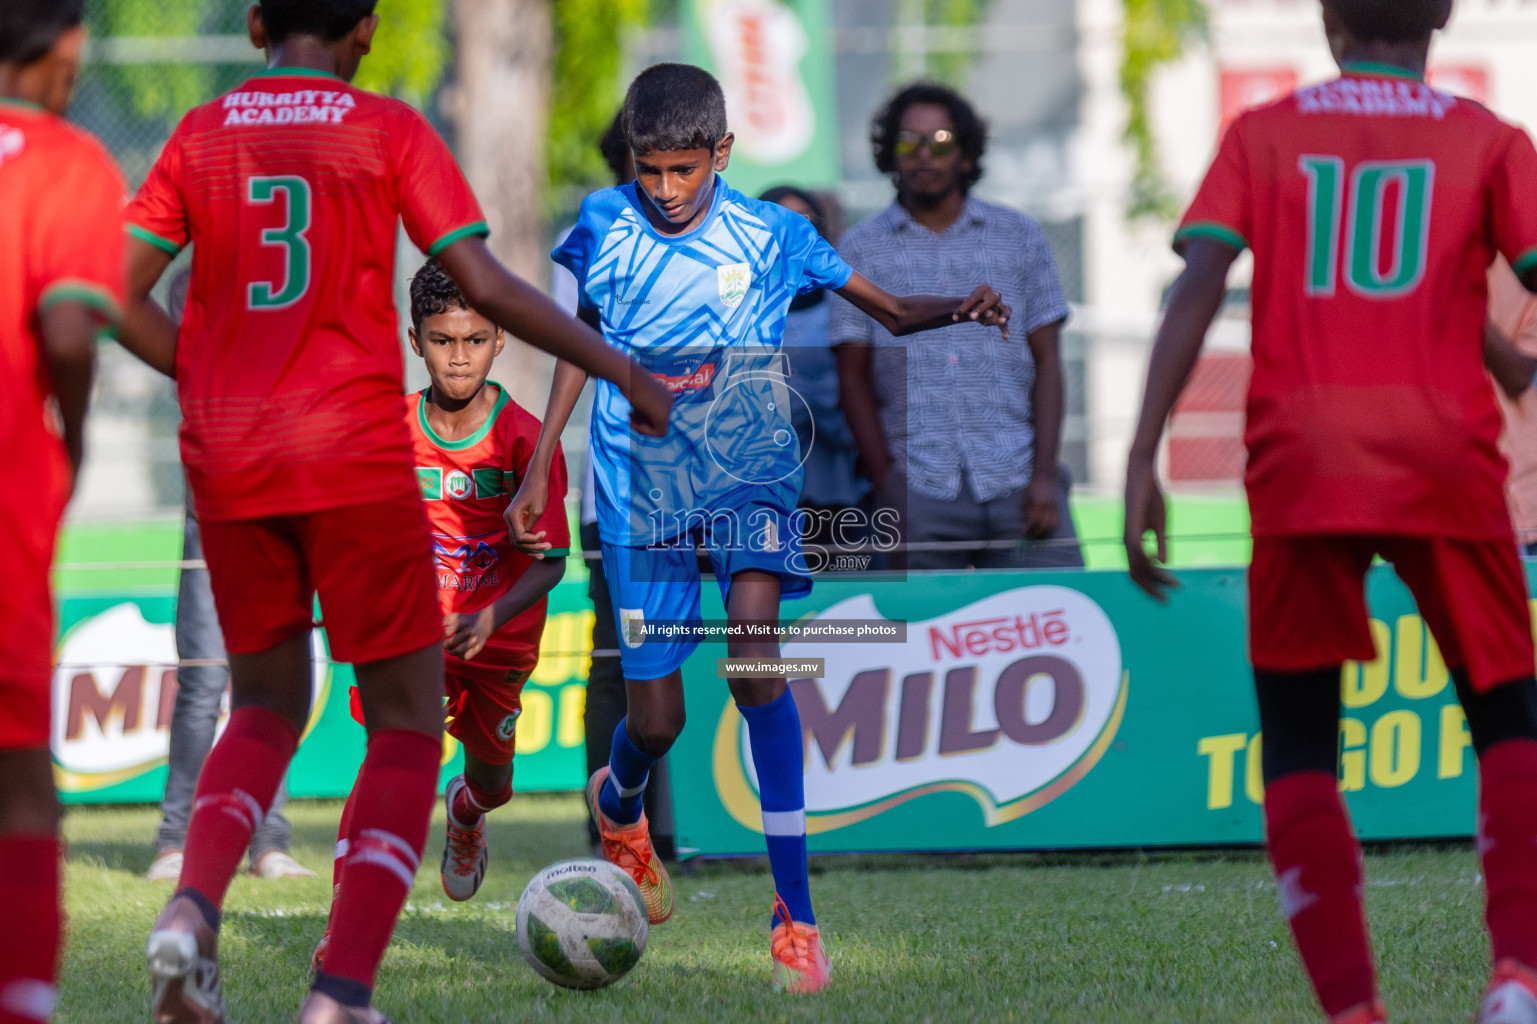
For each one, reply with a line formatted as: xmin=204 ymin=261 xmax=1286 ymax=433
xmin=711 ymin=587 xmax=1128 ymax=834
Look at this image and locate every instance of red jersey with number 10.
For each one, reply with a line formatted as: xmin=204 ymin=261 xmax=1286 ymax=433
xmin=126 ymin=69 xmax=489 ymax=520
xmin=1177 ymin=65 xmax=1537 ymax=539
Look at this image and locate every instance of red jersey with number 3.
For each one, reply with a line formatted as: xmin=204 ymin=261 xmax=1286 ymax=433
xmin=1177 ymin=66 xmax=1537 ymax=539
xmin=126 ymin=70 xmax=489 ymax=520
xmin=407 ymin=385 xmax=570 ymax=673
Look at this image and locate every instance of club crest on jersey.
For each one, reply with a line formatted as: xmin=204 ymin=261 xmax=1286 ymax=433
xmin=0 ymin=127 xmax=24 ymax=169
xmin=620 ymin=608 xmax=646 ymax=648
xmin=446 ymin=470 xmax=473 ymax=500
xmin=717 ymin=263 xmax=752 ymax=309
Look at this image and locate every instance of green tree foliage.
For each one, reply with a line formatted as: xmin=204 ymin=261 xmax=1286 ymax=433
xmin=86 ymin=0 xmax=449 ymax=122
xmin=87 ymin=0 xmax=210 ymax=121
xmin=549 ymin=0 xmax=649 ymax=196
xmin=1120 ymin=0 xmax=1207 ymax=219
xmin=920 ymin=0 xmax=995 ymax=86
xmin=355 ymin=0 xmax=450 ymax=106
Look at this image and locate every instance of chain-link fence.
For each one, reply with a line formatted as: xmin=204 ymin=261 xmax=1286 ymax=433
xmin=66 ymin=2 xmax=1152 ymax=524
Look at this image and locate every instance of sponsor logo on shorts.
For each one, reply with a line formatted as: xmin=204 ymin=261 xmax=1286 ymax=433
xmin=446 ymin=470 xmax=473 ymax=500
xmin=497 ymin=710 xmax=521 ymax=742
xmin=620 ymin=608 xmax=646 ymax=649
xmin=717 ymin=263 xmax=751 ymax=308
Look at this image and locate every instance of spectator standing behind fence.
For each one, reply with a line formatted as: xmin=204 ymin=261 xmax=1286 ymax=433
xmin=144 ymin=270 xmax=313 ymax=883
xmin=761 ymin=186 xmax=872 ymax=550
xmin=830 ymin=82 xmax=1082 ymax=570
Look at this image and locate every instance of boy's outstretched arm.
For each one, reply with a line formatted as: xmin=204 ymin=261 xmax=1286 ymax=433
xmin=835 ymin=272 xmax=1012 ymax=339
xmin=117 ymin=238 xmax=179 ymax=378
xmin=506 ymin=357 xmax=589 ymax=555
xmin=436 ymin=237 xmax=672 ymax=436
xmin=1124 ymin=238 xmax=1238 ymax=601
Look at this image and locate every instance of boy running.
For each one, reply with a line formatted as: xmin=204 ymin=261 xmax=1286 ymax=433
xmin=409 ymin=259 xmax=571 ymax=899
xmin=117 ymin=3 xmax=668 ymax=1022
xmin=509 ymin=63 xmax=1010 ymax=994
xmin=1125 ymin=2 xmax=1537 ymax=1023
xmin=319 ymin=259 xmax=570 ymax=920
xmin=0 ymin=4 xmax=122 ymax=1021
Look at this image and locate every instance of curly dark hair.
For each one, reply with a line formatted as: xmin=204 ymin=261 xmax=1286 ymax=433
xmin=409 ymin=259 xmax=468 ymax=332
xmin=0 ymin=0 xmax=83 ymax=65
xmin=1325 ymin=0 xmax=1451 ymax=43
xmin=599 ymin=109 xmax=630 ymax=185
xmin=871 ymin=82 xmax=987 ymax=194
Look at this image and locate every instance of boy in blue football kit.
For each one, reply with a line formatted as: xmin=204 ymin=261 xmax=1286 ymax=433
xmin=510 ymin=63 xmax=1010 ymax=993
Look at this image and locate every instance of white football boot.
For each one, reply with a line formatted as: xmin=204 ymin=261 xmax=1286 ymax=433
xmin=440 ymin=775 xmax=488 ymax=901
xmin=1481 ymin=960 xmax=1537 ymax=1024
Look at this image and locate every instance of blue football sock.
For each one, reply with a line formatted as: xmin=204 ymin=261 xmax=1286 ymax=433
xmin=738 ymin=690 xmax=815 ymax=926
xmin=599 ymin=718 xmax=654 ymax=826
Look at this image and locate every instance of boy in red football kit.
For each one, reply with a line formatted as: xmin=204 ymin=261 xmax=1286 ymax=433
xmin=115 ymin=2 xmax=669 ymax=1022
xmin=321 ymin=260 xmax=570 ymax=917
xmin=1126 ymin=2 xmax=1537 ymax=1023
xmin=405 ymin=262 xmax=570 ymax=901
xmin=0 ymin=5 xmax=123 ymax=1022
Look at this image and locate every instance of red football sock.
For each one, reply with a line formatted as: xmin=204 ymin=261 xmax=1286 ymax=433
xmin=1264 ymin=771 xmax=1377 ymax=1018
xmin=332 ymin=781 xmax=360 ymax=899
xmin=319 ymin=730 xmax=439 ymax=1000
xmin=0 ymin=835 xmax=61 ymax=1024
xmin=177 ymin=707 xmax=299 ymax=910
xmin=1479 ymin=740 xmax=1537 ymax=968
xmin=451 ymin=776 xmax=512 ymax=827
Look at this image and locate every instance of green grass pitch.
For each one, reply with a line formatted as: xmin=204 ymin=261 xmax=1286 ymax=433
xmin=59 ymin=796 xmax=1492 ymax=1023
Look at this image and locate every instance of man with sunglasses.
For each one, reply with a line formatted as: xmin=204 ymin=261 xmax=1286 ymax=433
xmin=831 ymin=82 xmax=1081 ymax=570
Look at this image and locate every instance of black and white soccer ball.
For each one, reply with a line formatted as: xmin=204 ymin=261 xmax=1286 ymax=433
xmin=515 ymin=858 xmax=649 ymax=989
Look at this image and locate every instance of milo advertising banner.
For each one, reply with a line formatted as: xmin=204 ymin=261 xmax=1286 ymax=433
xmin=683 ymin=0 xmax=840 ymax=195
xmin=670 ymin=567 xmax=1506 ymax=856
xmin=51 ymin=583 xmax=597 ymax=804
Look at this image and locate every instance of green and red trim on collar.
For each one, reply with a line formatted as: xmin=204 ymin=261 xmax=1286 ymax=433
xmin=1341 ymin=61 xmax=1425 ymax=83
xmin=417 ymin=382 xmax=509 ymax=452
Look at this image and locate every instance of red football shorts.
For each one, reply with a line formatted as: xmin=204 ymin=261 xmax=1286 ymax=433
xmin=444 ymin=656 xmax=530 ymax=767
xmin=199 ymin=489 xmax=443 ymax=665
xmin=0 ymin=500 xmax=62 ymax=750
xmin=1249 ymin=535 xmax=1534 ymax=691
xmin=348 ymin=660 xmax=529 ymax=766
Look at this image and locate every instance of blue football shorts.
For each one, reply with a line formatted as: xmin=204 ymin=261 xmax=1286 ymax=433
xmin=601 ymin=496 xmax=813 ymax=679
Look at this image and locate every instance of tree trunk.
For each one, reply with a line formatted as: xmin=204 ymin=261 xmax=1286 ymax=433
xmin=448 ymin=0 xmax=554 ymax=413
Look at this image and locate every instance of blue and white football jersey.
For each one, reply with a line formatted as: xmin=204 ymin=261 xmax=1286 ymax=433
xmin=554 ymin=177 xmax=853 ymax=547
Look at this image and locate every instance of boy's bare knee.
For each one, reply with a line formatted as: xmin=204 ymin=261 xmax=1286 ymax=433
xmin=0 ymin=749 xmax=61 ymax=835
xmin=228 ymin=630 xmax=315 ymax=734
xmin=728 ymin=675 xmax=787 ymax=708
xmin=628 ymin=708 xmax=684 ymax=758
xmin=354 ymin=641 xmax=446 ymax=736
